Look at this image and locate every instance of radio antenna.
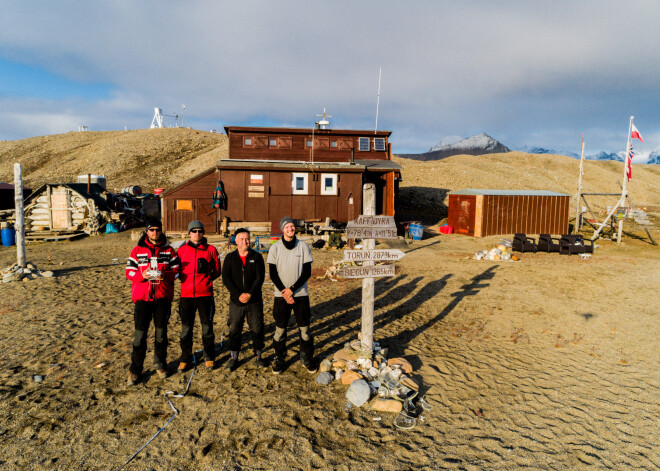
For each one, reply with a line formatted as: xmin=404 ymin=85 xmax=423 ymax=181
xmin=375 ymin=67 xmax=382 ymax=133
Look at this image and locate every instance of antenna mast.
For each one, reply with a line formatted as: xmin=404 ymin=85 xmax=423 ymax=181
xmin=375 ymin=67 xmax=382 ymax=133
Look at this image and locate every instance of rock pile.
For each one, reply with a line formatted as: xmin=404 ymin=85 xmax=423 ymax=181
xmin=2 ymin=263 xmax=54 ymax=283
xmin=316 ymin=338 xmax=432 ymax=429
xmin=473 ymin=243 xmax=519 ymax=262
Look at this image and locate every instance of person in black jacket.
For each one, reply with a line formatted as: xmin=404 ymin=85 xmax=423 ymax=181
xmin=221 ymin=228 xmax=266 ymax=370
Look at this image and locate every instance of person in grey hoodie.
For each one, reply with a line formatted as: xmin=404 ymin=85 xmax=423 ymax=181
xmin=267 ymin=217 xmax=317 ymax=375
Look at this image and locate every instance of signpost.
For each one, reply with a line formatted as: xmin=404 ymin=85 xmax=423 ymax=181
xmin=347 ymin=184 xmax=405 ymax=356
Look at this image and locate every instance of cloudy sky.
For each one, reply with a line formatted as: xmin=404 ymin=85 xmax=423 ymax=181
xmin=1 ymin=1 xmax=659 ymax=159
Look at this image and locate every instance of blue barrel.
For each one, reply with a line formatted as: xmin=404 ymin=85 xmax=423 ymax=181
xmin=409 ymin=223 xmax=423 ymax=241
xmin=1 ymin=227 xmax=16 ymax=247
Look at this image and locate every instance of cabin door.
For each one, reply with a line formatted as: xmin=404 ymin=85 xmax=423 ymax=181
xmin=51 ymin=188 xmax=71 ymax=229
xmin=244 ymin=172 xmax=269 ymax=221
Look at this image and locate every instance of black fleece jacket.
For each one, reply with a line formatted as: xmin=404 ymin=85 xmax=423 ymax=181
xmin=221 ymin=249 xmax=265 ymax=305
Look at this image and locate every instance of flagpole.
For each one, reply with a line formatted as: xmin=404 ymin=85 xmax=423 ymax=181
xmin=617 ymin=116 xmax=633 ymax=244
xmin=574 ymin=133 xmax=585 ymax=234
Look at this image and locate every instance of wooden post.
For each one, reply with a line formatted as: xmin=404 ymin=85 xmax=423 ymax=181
xmin=14 ymin=163 xmax=26 ymax=268
xmin=360 ymin=184 xmax=375 ymax=355
xmin=574 ymin=134 xmax=585 ymax=233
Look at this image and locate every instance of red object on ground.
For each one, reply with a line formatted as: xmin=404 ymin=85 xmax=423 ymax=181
xmin=440 ymin=224 xmax=453 ymax=234
xmin=154 ymin=188 xmax=165 ymax=195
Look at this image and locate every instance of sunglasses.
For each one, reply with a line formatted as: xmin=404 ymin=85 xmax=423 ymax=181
xmin=147 ymin=228 xmax=162 ymax=232
xmin=190 ymin=229 xmax=204 ymax=234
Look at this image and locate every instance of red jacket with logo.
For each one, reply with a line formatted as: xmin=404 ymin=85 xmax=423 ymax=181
xmin=126 ymin=234 xmax=180 ymax=302
xmin=177 ymin=238 xmax=221 ymax=298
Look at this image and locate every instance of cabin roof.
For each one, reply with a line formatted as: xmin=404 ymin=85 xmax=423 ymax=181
xmin=224 ymin=125 xmax=392 ymax=137
xmin=450 ymin=189 xmax=570 ymax=197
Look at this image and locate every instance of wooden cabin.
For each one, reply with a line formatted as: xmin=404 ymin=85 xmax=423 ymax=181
xmin=448 ymin=189 xmax=570 ymax=237
xmin=23 ymin=183 xmax=111 ymax=234
xmin=161 ymin=125 xmax=401 ymax=234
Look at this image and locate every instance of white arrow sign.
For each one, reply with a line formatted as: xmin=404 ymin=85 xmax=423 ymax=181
xmin=347 ymin=215 xmax=395 ymax=227
xmin=337 ymin=264 xmax=396 ymax=278
xmin=344 ymin=249 xmax=406 ymax=262
xmin=346 ymin=227 xmax=397 ymax=239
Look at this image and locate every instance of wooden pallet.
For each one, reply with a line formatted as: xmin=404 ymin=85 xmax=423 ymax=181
xmin=25 ymin=231 xmax=86 ymax=242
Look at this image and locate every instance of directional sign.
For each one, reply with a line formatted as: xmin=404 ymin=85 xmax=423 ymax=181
xmin=337 ymin=264 xmax=396 ymax=278
xmin=347 ymin=215 xmax=395 ymax=227
xmin=344 ymin=249 xmax=406 ymax=262
xmin=346 ymin=227 xmax=397 ymax=239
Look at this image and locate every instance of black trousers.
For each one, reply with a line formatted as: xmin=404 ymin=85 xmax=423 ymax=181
xmin=227 ymin=300 xmax=265 ymax=353
xmin=272 ymin=296 xmax=313 ymax=360
xmin=178 ymin=296 xmax=216 ymax=363
xmin=130 ymin=299 xmax=171 ymax=375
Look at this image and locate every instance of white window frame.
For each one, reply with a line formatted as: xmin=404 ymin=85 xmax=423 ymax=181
xmin=243 ymin=137 xmax=252 ymax=146
xmin=374 ymin=137 xmax=386 ymax=151
xmin=358 ymin=137 xmax=370 ymax=151
xmin=320 ymin=173 xmax=338 ymax=195
xmin=269 ymin=137 xmax=278 ymax=147
xmin=292 ymin=173 xmax=309 ymax=195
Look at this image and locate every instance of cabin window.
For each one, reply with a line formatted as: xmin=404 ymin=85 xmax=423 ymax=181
xmin=176 ymin=199 xmax=193 ymax=211
xmin=374 ymin=138 xmax=386 ymax=151
xmin=320 ymin=173 xmax=338 ymax=195
xmin=330 ymin=140 xmax=338 ymax=149
xmin=243 ymin=137 xmax=252 ymax=147
xmin=358 ymin=137 xmax=370 ymax=151
xmin=306 ymin=139 xmax=313 ymax=147
xmin=269 ymin=138 xmax=278 ymax=147
xmin=292 ymin=173 xmax=308 ymax=195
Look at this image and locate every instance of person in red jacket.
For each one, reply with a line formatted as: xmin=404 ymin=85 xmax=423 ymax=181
xmin=176 ymin=220 xmax=221 ymax=372
xmin=125 ymin=219 xmax=180 ymax=386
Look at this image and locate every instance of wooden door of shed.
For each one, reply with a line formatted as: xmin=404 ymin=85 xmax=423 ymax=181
xmin=244 ymin=172 xmax=269 ymax=221
xmin=51 ymin=189 xmax=71 ymax=229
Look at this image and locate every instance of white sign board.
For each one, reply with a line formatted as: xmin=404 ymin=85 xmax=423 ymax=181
xmin=346 ymin=227 xmax=397 ymax=239
xmin=337 ymin=264 xmax=396 ymax=278
xmin=344 ymin=249 xmax=406 ymax=262
xmin=347 ymin=215 xmax=395 ymax=227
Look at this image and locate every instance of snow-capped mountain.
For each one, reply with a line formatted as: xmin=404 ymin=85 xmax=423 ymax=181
xmin=429 ymin=135 xmax=462 ymax=152
xmin=399 ymin=133 xmax=511 ymax=161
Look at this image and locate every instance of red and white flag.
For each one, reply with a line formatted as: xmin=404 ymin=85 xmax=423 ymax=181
xmin=631 ymin=123 xmax=644 ymax=142
xmin=627 ymin=147 xmax=635 ymax=181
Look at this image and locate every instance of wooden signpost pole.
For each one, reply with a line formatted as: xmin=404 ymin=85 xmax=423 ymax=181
xmin=14 ymin=163 xmax=26 ymax=268
xmin=361 ymin=184 xmax=375 ymax=355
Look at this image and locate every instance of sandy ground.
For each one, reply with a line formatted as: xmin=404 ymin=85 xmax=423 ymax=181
xmin=0 ymin=230 xmax=658 ymax=470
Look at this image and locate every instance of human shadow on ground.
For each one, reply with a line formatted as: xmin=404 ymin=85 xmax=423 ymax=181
xmin=53 ymin=263 xmax=116 ymax=275
xmin=379 ymin=265 xmax=497 ymax=348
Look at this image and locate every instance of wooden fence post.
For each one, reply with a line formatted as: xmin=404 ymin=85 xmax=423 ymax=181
xmin=14 ymin=163 xmax=26 ymax=268
xmin=360 ymin=184 xmax=375 ymax=355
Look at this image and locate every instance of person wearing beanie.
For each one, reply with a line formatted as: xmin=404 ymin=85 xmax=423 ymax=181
xmin=176 ymin=220 xmax=221 ymax=372
xmin=267 ymin=217 xmax=316 ymax=374
xmin=125 ymin=219 xmax=180 ymax=385
xmin=221 ymin=228 xmax=266 ymax=371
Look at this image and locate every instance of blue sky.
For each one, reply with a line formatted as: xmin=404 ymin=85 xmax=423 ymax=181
xmin=1 ymin=1 xmax=659 ymax=159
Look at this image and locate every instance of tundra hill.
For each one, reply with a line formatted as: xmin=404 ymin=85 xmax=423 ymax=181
xmin=393 ymin=152 xmax=660 ymax=225
xmin=0 ymin=128 xmax=228 ymax=192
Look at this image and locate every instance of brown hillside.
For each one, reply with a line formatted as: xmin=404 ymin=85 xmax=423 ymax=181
xmin=1 ymin=129 xmax=658 ymax=221
xmin=394 ymin=152 xmax=660 ymax=224
xmin=0 ymin=128 xmax=228 ymax=192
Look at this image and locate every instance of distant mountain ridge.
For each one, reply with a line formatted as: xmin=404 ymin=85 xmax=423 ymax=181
xmin=399 ymin=133 xmax=511 ymax=161
xmin=398 ymin=134 xmax=657 ymax=164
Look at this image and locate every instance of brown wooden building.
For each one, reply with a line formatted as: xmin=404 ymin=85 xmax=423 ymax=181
xmin=161 ymin=125 xmax=401 ymax=234
xmin=448 ymin=189 xmax=570 ymax=237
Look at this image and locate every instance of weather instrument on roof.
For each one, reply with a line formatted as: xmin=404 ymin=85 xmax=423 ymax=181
xmin=316 ymin=108 xmax=332 ymax=129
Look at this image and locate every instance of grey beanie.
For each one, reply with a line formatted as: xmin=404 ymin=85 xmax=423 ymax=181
xmin=280 ymin=217 xmax=295 ymax=231
xmin=188 ymin=220 xmax=204 ymax=232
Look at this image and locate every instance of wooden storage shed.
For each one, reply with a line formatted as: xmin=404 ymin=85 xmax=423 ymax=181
xmin=160 ymin=124 xmax=401 ymax=234
xmin=448 ymin=189 xmax=570 ymax=237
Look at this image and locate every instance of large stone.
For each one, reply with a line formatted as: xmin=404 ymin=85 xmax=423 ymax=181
xmin=319 ymin=359 xmax=333 ymax=373
xmin=387 ymin=357 xmax=413 ymax=374
xmin=400 ymin=376 xmax=419 ymax=390
xmin=41 ymin=271 xmax=54 ymax=278
xmin=371 ymin=398 xmax=403 ymax=413
xmin=346 ymin=379 xmax=370 ymax=407
xmin=333 ymin=348 xmax=361 ymax=362
xmin=316 ymin=371 xmax=333 ymax=385
xmin=341 ymin=370 xmax=363 ymax=385
xmin=332 ymin=360 xmax=346 ymax=370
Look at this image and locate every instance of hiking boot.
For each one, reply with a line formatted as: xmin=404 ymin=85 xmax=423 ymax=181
xmin=156 ymin=369 xmax=168 ymax=380
xmin=205 ymin=360 xmax=215 ymax=371
xmin=272 ymin=357 xmax=285 ymax=375
xmin=177 ymin=362 xmax=190 ymax=373
xmin=225 ymin=357 xmax=238 ymax=371
xmin=127 ymin=372 xmax=139 ymax=386
xmin=300 ymin=353 xmax=317 ymax=374
xmin=254 ymin=356 xmax=267 ymax=368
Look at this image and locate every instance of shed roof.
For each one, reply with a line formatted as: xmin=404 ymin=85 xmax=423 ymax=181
xmin=450 ymin=189 xmax=570 ymax=197
xmin=214 ymin=159 xmax=402 ymax=172
xmin=224 ymin=126 xmax=391 ymax=137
